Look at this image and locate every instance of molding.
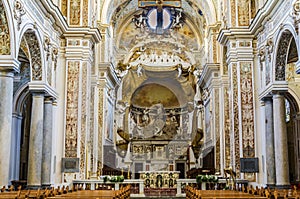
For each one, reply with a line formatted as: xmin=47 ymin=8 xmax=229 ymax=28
xmin=98 ymin=62 xmax=121 ymax=88
xmin=64 ymin=27 xmax=102 ymax=43
xmin=258 ymin=82 xmax=289 ymax=100
xmin=198 ymin=63 xmax=220 ymax=87
xmin=28 ymin=81 xmax=58 ymax=99
xmin=0 ymin=57 xmax=20 ymax=73
xmin=38 ymin=0 xmax=101 ymax=43
xmin=218 ymin=1 xmax=284 ymax=45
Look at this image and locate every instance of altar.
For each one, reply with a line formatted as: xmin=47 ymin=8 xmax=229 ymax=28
xmin=139 ymin=171 xmax=180 ymax=188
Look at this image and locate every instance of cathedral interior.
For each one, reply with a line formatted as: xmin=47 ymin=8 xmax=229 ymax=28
xmin=1 ymin=0 xmax=300 ymax=193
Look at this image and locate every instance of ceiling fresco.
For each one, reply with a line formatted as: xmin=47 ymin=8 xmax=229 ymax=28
xmin=107 ymin=0 xmax=208 ymax=110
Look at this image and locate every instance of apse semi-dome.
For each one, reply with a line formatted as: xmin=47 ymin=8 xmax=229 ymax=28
xmin=131 ymin=83 xmax=180 ymax=108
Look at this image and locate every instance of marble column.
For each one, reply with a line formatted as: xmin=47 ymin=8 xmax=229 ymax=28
xmin=9 ymin=114 xmax=22 ymax=182
xmin=42 ymin=97 xmax=53 ymax=187
xmin=27 ymin=93 xmax=44 ymax=188
xmin=273 ymin=94 xmax=290 ymax=187
xmin=0 ymin=71 xmax=14 ymax=186
xmin=264 ymin=98 xmax=276 ymax=186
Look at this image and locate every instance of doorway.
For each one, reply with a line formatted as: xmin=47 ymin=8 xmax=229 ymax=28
xmin=176 ymin=162 xmax=185 ymax=179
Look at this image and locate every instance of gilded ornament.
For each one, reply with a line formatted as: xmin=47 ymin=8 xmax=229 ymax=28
xmin=65 ymin=61 xmax=80 ymax=157
xmin=24 ymin=32 xmax=43 ymax=81
xmin=0 ymin=0 xmax=10 ymax=55
xmin=276 ymin=31 xmax=292 ymax=81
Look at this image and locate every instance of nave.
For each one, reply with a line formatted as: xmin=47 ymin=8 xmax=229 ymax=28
xmin=1 ymin=184 xmax=300 ymax=199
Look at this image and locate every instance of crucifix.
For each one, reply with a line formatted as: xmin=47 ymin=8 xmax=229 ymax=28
xmin=138 ymin=0 xmax=181 ymax=33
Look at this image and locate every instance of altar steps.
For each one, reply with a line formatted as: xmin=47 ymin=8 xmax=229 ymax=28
xmin=130 ymin=196 xmax=185 ymax=199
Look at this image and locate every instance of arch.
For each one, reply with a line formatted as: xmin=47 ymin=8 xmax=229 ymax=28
xmin=101 ymin=0 xmax=217 ymax=26
xmin=285 ymin=91 xmax=300 ymax=114
xmin=13 ymin=83 xmax=30 ymax=114
xmin=273 ymin=25 xmax=299 ymax=81
xmin=115 ymin=9 xmax=203 ymax=55
xmin=131 ymin=83 xmax=180 ymax=108
xmin=17 ymin=26 xmax=45 ymax=82
xmin=184 ymin=0 xmax=217 ymax=25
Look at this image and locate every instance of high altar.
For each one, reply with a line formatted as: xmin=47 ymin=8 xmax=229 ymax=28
xmin=139 ymin=171 xmax=180 ymax=188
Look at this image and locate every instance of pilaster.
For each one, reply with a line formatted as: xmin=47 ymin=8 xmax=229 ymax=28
xmin=63 ymin=31 xmax=98 ymax=181
xmin=218 ymin=30 xmax=256 ymax=180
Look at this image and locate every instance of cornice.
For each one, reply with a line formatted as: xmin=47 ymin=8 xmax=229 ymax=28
xmin=28 ymin=81 xmax=58 ymax=99
xmin=218 ymin=1 xmax=283 ymax=45
xmin=217 ymin=28 xmax=254 ymax=45
xmin=0 ymin=57 xmax=20 ymax=73
xmin=64 ymin=28 xmax=102 ymax=43
xmin=198 ymin=63 xmax=220 ymax=87
xmin=258 ymin=82 xmax=288 ymax=101
xmin=98 ymin=62 xmax=121 ymax=88
xmin=38 ymin=0 xmax=101 ymax=43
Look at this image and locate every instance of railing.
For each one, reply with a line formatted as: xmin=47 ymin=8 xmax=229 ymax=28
xmin=72 ymin=178 xmax=247 ymax=197
xmin=72 ymin=179 xmax=144 ymax=196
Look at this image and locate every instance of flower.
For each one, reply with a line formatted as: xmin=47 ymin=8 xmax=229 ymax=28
xmin=102 ymin=175 xmax=125 ymax=183
xmin=196 ymin=174 xmax=218 ymax=184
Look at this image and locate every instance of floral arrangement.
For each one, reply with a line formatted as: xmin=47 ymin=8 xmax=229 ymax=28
xmin=196 ymin=174 xmax=218 ymax=183
xmin=102 ymin=175 xmax=125 ymax=183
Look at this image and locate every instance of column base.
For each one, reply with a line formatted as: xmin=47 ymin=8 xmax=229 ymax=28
xmin=275 ymin=184 xmax=290 ymax=189
xmin=266 ymin=184 xmax=276 ymax=189
xmin=26 ymin=185 xmax=42 ymax=190
xmin=41 ymin=184 xmax=51 ymax=189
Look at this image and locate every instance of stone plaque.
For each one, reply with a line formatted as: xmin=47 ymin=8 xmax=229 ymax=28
xmin=62 ymin=158 xmax=79 ymax=173
xmin=240 ymin=158 xmax=259 ymax=173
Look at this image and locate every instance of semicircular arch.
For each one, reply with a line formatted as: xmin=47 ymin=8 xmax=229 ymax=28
xmin=273 ymin=25 xmax=299 ymax=82
xmin=17 ymin=25 xmax=45 ymax=82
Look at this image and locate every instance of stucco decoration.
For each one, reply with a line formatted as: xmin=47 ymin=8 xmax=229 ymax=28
xmin=89 ymin=86 xmax=95 ymax=172
xmin=24 ymin=32 xmax=43 ymax=81
xmin=232 ymin=63 xmax=240 ymax=178
xmin=240 ymin=62 xmax=255 ymax=158
xmin=224 ymin=87 xmax=230 ymax=168
xmin=237 ymin=0 xmax=250 ymax=26
xmin=118 ymin=19 xmax=200 ymax=58
xmin=80 ymin=63 xmax=88 ymax=179
xmin=83 ymin=0 xmax=89 ymax=26
xmin=293 ymin=0 xmax=300 ymax=32
xmin=230 ymin=0 xmax=236 ymax=27
xmin=65 ymin=61 xmax=80 ymax=158
xmin=70 ymin=0 xmax=81 ymax=25
xmin=61 ymin=0 xmax=67 ymax=16
xmin=97 ymin=82 xmax=105 ymax=173
xmin=13 ymin=0 xmax=25 ymax=30
xmin=265 ymin=38 xmax=274 ymax=85
xmin=0 ymin=0 xmax=11 ymax=55
xmin=215 ymin=89 xmax=220 ymax=172
xmin=275 ymin=31 xmax=293 ymax=81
